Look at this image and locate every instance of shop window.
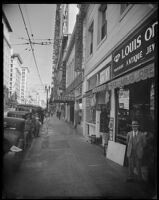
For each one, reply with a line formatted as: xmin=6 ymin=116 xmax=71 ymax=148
xmin=115 ymin=79 xmax=154 ymax=145
xmin=86 ymin=95 xmax=96 ymax=124
xmin=115 ymin=87 xmax=130 ymax=144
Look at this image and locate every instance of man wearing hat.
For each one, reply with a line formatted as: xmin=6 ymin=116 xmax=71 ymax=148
xmin=126 ymin=120 xmax=146 ymax=182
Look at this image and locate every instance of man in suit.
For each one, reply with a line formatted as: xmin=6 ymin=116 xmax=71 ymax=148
xmin=126 ymin=120 xmax=146 ymax=182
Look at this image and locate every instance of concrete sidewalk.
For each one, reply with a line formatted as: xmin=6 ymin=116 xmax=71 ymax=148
xmin=52 ymin=116 xmax=156 ymax=199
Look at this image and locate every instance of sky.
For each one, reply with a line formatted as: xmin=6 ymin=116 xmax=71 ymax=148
xmin=3 ymin=4 xmax=79 ymax=102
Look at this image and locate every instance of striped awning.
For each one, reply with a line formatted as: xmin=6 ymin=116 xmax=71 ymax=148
xmin=83 ymin=90 xmax=93 ymax=98
xmin=108 ymin=63 xmax=154 ymax=90
xmin=92 ymin=83 xmax=109 ymax=93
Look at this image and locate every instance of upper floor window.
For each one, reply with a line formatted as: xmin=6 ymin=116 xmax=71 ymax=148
xmin=88 ymin=21 xmax=94 ymax=55
xmin=120 ymin=3 xmax=130 ymax=15
xmin=98 ymin=4 xmax=107 ymax=43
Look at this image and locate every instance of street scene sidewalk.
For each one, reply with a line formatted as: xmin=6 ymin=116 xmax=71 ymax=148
xmin=3 ymin=116 xmax=156 ymax=199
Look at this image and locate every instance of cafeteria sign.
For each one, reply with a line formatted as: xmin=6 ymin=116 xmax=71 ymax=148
xmin=112 ymin=11 xmax=157 ymax=77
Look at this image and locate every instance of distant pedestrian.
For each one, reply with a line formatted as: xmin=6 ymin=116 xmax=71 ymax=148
xmin=40 ymin=110 xmax=44 ymax=124
xmin=126 ymin=120 xmax=146 ymax=182
xmin=24 ymin=113 xmax=32 ymax=148
xmin=58 ymin=110 xmax=61 ymax=120
xmin=103 ymin=132 xmax=110 ymax=156
xmin=35 ymin=114 xmax=41 ymax=137
xmin=31 ymin=114 xmax=36 ymax=138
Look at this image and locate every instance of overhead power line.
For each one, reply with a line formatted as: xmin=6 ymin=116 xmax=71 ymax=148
xmin=12 ymin=41 xmax=53 ymax=46
xmin=18 ymin=4 xmax=44 ymax=88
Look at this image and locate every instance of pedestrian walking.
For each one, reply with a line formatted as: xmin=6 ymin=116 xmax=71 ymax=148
xmin=40 ymin=110 xmax=44 ymax=124
xmin=31 ymin=114 xmax=36 ymax=138
xmin=58 ymin=110 xmax=61 ymax=120
xmin=24 ymin=113 xmax=32 ymax=148
xmin=74 ymin=110 xmax=79 ymax=129
xmin=126 ymin=120 xmax=147 ymax=182
xmin=103 ymin=132 xmax=110 ymax=156
xmin=35 ymin=114 xmax=41 ymax=137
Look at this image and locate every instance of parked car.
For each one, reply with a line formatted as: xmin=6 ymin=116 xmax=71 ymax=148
xmin=3 ymin=117 xmax=26 ymax=172
xmin=7 ymin=111 xmax=30 ymax=119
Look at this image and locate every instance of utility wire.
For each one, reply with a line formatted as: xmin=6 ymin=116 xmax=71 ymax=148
xmin=18 ymin=4 xmax=44 ymax=88
xmin=12 ymin=42 xmax=53 ymax=46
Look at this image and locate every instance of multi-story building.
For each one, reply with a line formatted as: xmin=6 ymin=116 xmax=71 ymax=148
xmin=10 ymin=53 xmax=23 ymax=103
xmin=51 ymin=3 xmax=157 ymax=188
xmin=20 ymin=67 xmax=29 ymax=104
xmin=2 ymin=10 xmax=12 ymax=109
xmin=51 ymin=4 xmax=76 ymax=117
xmin=81 ymin=3 xmax=157 ymax=187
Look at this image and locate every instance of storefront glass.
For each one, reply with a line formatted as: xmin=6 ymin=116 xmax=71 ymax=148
xmin=115 ymin=78 xmax=154 ymax=144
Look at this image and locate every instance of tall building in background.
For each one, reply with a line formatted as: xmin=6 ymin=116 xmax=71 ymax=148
xmin=2 ymin=9 xmax=13 ymax=109
xmin=20 ymin=67 xmax=29 ymax=104
xmin=10 ymin=53 xmax=23 ymax=103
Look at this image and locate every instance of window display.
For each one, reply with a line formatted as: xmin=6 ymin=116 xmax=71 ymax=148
xmin=116 ymin=87 xmax=130 ymax=144
xmin=115 ymin=79 xmax=154 ymax=144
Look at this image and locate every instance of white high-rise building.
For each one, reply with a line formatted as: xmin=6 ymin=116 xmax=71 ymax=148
xmin=3 ymin=10 xmax=12 ymax=89
xmin=10 ymin=53 xmax=23 ymax=103
xmin=20 ymin=67 xmax=29 ymax=104
xmin=2 ymin=10 xmax=12 ymax=109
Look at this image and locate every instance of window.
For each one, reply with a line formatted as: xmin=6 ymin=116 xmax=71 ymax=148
xmin=98 ymin=4 xmax=107 ymax=42
xmin=120 ymin=3 xmax=130 ymax=15
xmin=88 ymin=21 xmax=94 ymax=55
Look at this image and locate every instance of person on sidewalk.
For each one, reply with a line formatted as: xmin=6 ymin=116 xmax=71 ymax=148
xmin=35 ymin=114 xmax=41 ymax=137
xmin=24 ymin=113 xmax=32 ymax=148
xmin=126 ymin=120 xmax=147 ymax=182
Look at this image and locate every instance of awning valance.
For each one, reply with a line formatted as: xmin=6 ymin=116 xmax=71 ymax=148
xmin=83 ymin=90 xmax=93 ymax=98
xmin=92 ymin=83 xmax=109 ymax=93
xmin=108 ymin=63 xmax=154 ymax=90
xmin=51 ymin=96 xmax=75 ymax=103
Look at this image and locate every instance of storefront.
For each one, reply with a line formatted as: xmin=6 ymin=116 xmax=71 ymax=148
xmin=83 ymin=56 xmax=112 ymax=144
xmin=106 ymin=11 xmax=157 ymax=183
xmin=92 ymin=63 xmax=111 ymax=146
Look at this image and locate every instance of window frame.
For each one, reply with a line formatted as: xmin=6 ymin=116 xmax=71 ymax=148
xmin=97 ymin=4 xmax=108 ymax=46
xmin=88 ymin=21 xmax=94 ymax=56
xmin=120 ymin=4 xmax=133 ymax=21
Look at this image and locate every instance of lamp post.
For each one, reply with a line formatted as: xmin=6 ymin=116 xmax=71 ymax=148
xmin=45 ymin=85 xmax=50 ymax=112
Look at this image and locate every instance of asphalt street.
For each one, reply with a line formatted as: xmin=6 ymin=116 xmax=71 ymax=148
xmin=3 ymin=116 xmax=155 ymax=199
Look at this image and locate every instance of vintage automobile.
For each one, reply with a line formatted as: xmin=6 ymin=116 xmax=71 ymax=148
xmin=3 ymin=117 xmax=26 ymax=172
xmin=7 ymin=110 xmax=30 ymax=119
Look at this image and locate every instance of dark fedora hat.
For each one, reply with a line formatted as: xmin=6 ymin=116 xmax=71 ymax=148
xmin=131 ymin=120 xmax=140 ymax=127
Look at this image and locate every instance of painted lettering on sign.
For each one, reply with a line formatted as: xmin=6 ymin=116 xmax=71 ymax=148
xmin=112 ymin=12 xmax=157 ymax=77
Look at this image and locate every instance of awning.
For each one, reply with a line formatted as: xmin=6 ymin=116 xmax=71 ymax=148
xmin=92 ymin=83 xmax=109 ymax=93
xmin=83 ymin=90 xmax=93 ymax=98
xmin=51 ymin=96 xmax=75 ymax=103
xmin=108 ymin=63 xmax=154 ymax=90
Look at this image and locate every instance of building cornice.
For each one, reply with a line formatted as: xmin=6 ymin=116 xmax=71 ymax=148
xmin=3 ymin=34 xmax=12 ymax=49
xmin=2 ymin=10 xmax=13 ymax=32
xmin=12 ymin=53 xmax=23 ymax=64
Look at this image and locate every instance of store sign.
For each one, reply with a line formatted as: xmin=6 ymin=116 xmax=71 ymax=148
xmin=53 ymin=96 xmax=75 ymax=103
xmin=99 ymin=65 xmax=110 ymax=85
xmin=112 ymin=12 xmax=157 ymax=77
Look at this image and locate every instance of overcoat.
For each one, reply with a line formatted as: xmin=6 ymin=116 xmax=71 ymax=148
xmin=126 ymin=131 xmax=146 ymax=159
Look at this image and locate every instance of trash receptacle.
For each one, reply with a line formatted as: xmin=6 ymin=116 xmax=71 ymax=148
xmin=91 ymin=135 xmax=96 ymax=144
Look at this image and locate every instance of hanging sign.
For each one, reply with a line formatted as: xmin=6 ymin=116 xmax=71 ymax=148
xmin=99 ymin=64 xmax=111 ymax=85
xmin=112 ymin=11 xmax=157 ymax=77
